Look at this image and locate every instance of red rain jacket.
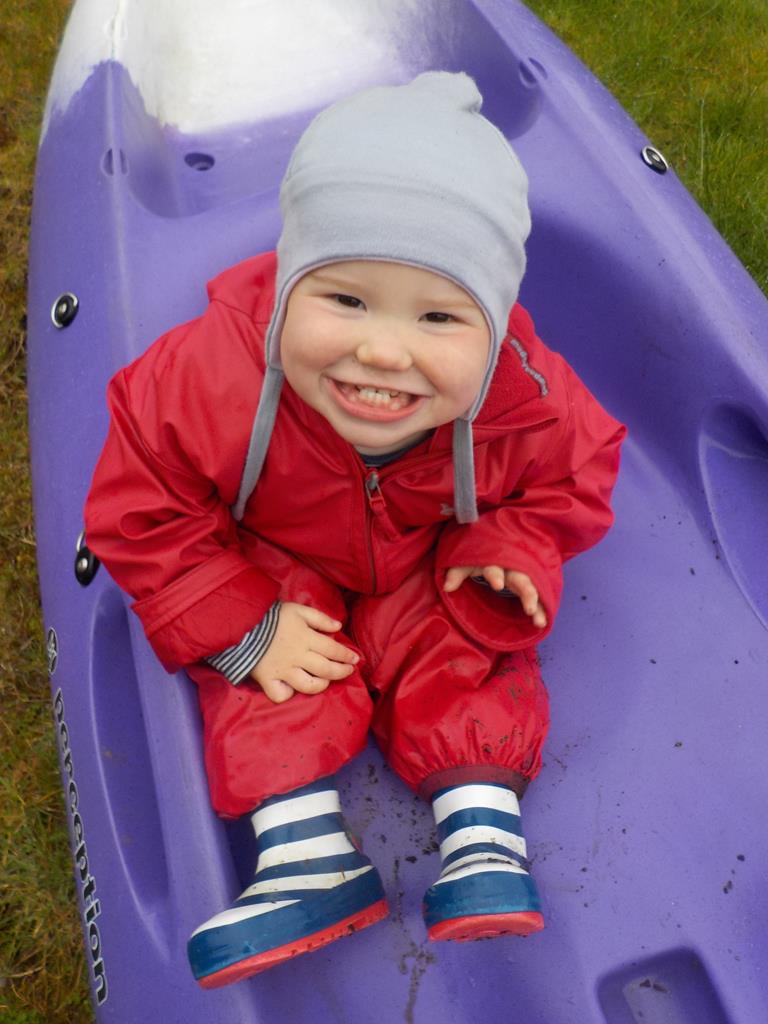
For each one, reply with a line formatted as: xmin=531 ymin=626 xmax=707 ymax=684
xmin=85 ymin=252 xmax=625 ymax=673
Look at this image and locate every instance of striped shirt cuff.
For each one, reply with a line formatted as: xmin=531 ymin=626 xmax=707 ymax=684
xmin=204 ymin=601 xmax=281 ymax=684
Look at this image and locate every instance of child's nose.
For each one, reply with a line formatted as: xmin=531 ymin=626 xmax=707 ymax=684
xmin=355 ymin=333 xmax=413 ymax=372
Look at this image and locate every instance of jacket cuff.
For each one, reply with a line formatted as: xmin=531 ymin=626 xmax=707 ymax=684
xmin=435 ymin=540 xmax=560 ymax=651
xmin=132 ymin=550 xmax=281 ymax=671
xmin=205 ymin=601 xmax=281 ymax=684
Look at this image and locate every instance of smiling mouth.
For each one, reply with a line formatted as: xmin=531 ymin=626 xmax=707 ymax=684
xmin=336 ymin=381 xmax=416 ymax=411
xmin=328 ymin=378 xmax=426 ymax=422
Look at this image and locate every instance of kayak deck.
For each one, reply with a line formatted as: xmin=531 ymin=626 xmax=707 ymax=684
xmin=28 ymin=2 xmax=768 ymax=1021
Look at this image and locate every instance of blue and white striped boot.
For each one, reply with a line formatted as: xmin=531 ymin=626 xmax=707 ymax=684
xmin=423 ymin=782 xmax=544 ymax=941
xmin=188 ymin=778 xmax=388 ymax=987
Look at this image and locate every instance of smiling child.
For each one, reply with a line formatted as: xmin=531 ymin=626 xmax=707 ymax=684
xmin=85 ymin=72 xmax=625 ymax=988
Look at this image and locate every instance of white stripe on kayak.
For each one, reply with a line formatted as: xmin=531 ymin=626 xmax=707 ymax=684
xmin=439 ymin=826 xmax=526 ymax=862
xmin=257 ymin=831 xmax=355 ymax=870
xmin=242 ymin=864 xmax=372 ymax=898
xmin=432 ymin=785 xmax=520 ymax=824
xmin=45 ymin=1 xmax=418 ymax=138
xmin=252 ymin=790 xmax=341 ymax=835
xmin=189 ymin=899 xmax=299 ymax=938
xmin=434 ymin=861 xmax=528 ymax=886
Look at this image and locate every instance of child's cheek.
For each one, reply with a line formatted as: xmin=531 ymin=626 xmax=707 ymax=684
xmin=309 ymin=321 xmax=354 ymax=369
xmin=444 ymin=354 xmax=487 ymax=407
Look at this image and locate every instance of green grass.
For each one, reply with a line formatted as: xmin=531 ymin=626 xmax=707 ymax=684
xmin=526 ymin=0 xmax=768 ymax=291
xmin=2 ymin=2 xmax=766 ymax=1021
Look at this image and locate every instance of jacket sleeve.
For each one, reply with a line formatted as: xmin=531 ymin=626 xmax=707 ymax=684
xmin=84 ymin=318 xmax=280 ymax=673
xmin=435 ymin=356 xmax=626 ymax=651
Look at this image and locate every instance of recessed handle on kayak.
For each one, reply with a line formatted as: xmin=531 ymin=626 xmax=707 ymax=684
xmin=699 ymin=402 xmax=768 ymax=630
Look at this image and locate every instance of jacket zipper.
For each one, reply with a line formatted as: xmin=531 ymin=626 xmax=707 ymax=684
xmin=364 ymin=470 xmax=380 ymax=592
xmin=365 ymin=472 xmax=402 ymax=539
xmin=364 ymin=469 xmax=405 ymax=591
xmin=360 ymin=443 xmax=451 ymax=591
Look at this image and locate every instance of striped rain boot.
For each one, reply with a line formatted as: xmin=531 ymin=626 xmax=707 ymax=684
xmin=423 ymin=782 xmax=545 ymax=941
xmin=188 ymin=778 xmax=388 ymax=987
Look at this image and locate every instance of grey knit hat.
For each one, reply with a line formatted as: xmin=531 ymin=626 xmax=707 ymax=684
xmin=234 ymin=71 xmax=531 ymax=522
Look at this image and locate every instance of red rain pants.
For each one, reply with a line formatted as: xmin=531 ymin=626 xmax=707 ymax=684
xmin=188 ymin=539 xmax=550 ymax=819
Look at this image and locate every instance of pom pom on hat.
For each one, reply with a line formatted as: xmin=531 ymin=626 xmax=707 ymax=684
xmin=408 ymin=68 xmax=483 ymax=109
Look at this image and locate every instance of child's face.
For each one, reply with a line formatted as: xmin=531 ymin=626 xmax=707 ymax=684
xmin=280 ymin=260 xmax=490 ymax=454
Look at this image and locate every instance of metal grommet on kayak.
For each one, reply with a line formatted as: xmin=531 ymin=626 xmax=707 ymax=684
xmin=74 ymin=530 xmax=99 ymax=585
xmin=641 ymin=145 xmax=669 ymax=174
xmin=51 ymin=292 xmax=79 ymax=327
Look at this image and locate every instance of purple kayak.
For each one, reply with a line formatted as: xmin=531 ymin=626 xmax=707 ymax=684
xmin=28 ymin=1 xmax=768 ymax=1021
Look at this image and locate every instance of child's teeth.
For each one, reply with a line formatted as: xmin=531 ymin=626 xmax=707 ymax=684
xmin=357 ymin=386 xmax=402 ymax=404
xmin=338 ymin=381 xmax=412 ymax=410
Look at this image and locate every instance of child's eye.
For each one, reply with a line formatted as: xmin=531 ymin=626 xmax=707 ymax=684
xmin=333 ymin=294 xmax=364 ymax=309
xmin=422 ymin=311 xmax=455 ymax=324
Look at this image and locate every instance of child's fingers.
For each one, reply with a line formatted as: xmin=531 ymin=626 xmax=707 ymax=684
xmin=443 ymin=566 xmax=475 ymax=592
xmin=296 ymin=605 xmax=343 ymax=633
xmin=311 ymin=633 xmax=360 ymax=665
xmin=532 ymin=604 xmax=548 ymax=629
xmin=259 ymin=677 xmax=296 ymax=704
xmin=300 ymin=652 xmax=356 ymax=681
xmin=444 ymin=567 xmax=548 ymax=628
xmin=482 ymin=565 xmax=506 ymax=591
xmin=504 ymin=571 xmax=542 ymax=618
xmin=286 ymin=668 xmax=331 ymax=695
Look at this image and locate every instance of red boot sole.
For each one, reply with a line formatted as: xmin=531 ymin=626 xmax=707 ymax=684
xmin=428 ymin=910 xmax=545 ymax=942
xmin=197 ymin=899 xmax=389 ymax=989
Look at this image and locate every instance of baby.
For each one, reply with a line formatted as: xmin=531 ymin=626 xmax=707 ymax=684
xmin=85 ymin=72 xmax=625 ymax=988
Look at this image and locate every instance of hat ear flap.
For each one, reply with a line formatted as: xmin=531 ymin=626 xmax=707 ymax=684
xmin=452 ymin=418 xmax=478 ymax=523
xmin=233 ymin=366 xmax=284 ymax=520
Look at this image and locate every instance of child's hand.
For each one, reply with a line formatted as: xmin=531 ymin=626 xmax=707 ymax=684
xmin=249 ymin=603 xmax=359 ymax=704
xmin=443 ymin=565 xmax=548 ymax=628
